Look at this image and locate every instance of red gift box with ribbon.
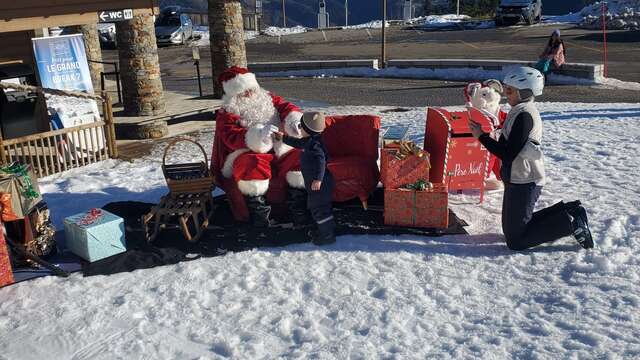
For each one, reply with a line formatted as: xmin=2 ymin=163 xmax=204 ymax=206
xmin=380 ymin=147 xmax=430 ymax=190
xmin=0 ymin=224 xmax=15 ymax=288
xmin=383 ymin=184 xmax=449 ymax=229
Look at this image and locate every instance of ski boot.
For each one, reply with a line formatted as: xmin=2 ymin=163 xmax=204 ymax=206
xmin=310 ymin=218 xmax=336 ymax=246
xmin=287 ymin=188 xmax=312 ymax=229
xmin=568 ymin=204 xmax=594 ymax=249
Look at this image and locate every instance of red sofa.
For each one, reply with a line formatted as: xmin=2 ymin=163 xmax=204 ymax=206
xmin=212 ymin=114 xmax=381 ymax=221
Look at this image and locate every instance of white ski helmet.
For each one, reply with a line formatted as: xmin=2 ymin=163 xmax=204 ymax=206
xmin=503 ymin=67 xmax=545 ymax=97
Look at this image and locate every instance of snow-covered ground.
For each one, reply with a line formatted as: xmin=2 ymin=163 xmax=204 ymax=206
xmin=1 ymin=101 xmax=639 ymax=358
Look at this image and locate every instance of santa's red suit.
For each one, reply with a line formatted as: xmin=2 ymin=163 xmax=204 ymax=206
xmin=211 ymin=67 xmax=305 ymax=220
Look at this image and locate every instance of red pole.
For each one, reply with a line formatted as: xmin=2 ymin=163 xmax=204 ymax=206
xmin=602 ymin=1 xmax=608 ymax=78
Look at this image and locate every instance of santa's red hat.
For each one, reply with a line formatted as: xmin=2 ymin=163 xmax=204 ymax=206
xmin=218 ymin=66 xmax=260 ymax=97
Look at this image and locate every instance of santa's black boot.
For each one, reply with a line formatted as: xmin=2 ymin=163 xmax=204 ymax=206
xmin=287 ymin=188 xmax=311 ymax=229
xmin=246 ymin=195 xmax=272 ymax=228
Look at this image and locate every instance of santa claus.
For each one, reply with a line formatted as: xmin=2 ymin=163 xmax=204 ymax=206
xmin=464 ymin=79 xmax=508 ymax=190
xmin=211 ymin=67 xmax=306 ymax=227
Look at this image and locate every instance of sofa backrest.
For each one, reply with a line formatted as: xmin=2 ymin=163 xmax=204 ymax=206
xmin=322 ymin=115 xmax=380 ymax=160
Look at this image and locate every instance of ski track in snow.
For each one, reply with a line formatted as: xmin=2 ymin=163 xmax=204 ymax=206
xmin=1 ymin=102 xmax=639 ymax=359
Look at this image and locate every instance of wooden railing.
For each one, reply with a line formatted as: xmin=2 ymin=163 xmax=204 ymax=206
xmin=0 ymin=84 xmax=117 ymax=178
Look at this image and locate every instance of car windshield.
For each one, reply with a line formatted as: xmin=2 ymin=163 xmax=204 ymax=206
xmin=156 ymin=16 xmax=181 ymax=27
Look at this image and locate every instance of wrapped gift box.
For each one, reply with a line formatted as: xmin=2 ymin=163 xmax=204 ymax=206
xmin=0 ymin=164 xmax=42 ymax=220
xmin=0 ymin=227 xmax=15 ymax=288
xmin=380 ymin=147 xmax=430 ymax=190
xmin=384 ymin=185 xmax=449 ymax=229
xmin=63 ymin=209 xmax=126 ymax=262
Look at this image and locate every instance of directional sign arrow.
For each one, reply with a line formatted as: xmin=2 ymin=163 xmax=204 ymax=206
xmin=99 ymin=11 xmax=108 ymax=22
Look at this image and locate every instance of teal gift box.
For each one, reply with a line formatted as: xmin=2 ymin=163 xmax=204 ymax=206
xmin=63 ymin=209 xmax=126 ymax=262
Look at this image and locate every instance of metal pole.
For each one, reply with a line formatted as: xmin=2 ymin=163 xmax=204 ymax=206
xmin=602 ymin=1 xmax=608 ymax=78
xmin=381 ymin=0 xmax=387 ymax=68
xmin=282 ymin=0 xmax=287 ymax=27
xmin=457 ymin=0 xmax=460 ymax=16
xmin=345 ymin=0 xmax=348 ymax=26
xmin=195 ymin=60 xmax=203 ymax=97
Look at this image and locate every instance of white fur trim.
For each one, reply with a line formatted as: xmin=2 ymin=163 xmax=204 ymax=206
xmin=273 ymin=141 xmax=294 ymax=158
xmin=237 ymin=179 xmax=270 ymax=196
xmin=222 ymin=148 xmax=250 ymax=178
xmin=283 ymin=111 xmax=303 ymax=138
xmin=245 ymin=124 xmax=273 ymax=154
xmin=223 ymin=72 xmax=260 ymax=97
xmin=286 ymin=171 xmax=305 ymax=189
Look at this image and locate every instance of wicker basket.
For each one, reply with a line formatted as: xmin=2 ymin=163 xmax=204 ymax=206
xmin=162 ymin=138 xmax=214 ymax=195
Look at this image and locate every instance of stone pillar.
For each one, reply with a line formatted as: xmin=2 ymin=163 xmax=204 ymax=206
xmin=67 ymin=24 xmax=104 ymax=92
xmin=115 ymin=13 xmax=165 ymax=116
xmin=208 ymin=0 xmax=248 ymax=98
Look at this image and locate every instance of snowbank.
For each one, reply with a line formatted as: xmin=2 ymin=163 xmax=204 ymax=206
xmin=262 ymin=25 xmax=308 ymax=37
xmin=1 ymin=102 xmax=639 ymax=359
xmin=342 ymin=20 xmax=389 ymax=29
xmin=579 ymin=0 xmax=640 ymax=30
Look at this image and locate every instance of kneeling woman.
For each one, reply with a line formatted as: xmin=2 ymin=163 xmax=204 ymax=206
xmin=469 ymin=67 xmax=593 ymax=251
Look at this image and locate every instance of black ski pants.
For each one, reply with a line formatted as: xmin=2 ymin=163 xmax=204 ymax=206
xmin=502 ymin=182 xmax=573 ymax=250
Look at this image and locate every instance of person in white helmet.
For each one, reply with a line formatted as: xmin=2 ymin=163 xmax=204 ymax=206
xmin=468 ymin=67 xmax=593 ymax=251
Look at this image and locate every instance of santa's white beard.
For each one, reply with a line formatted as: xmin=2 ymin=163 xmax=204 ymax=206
xmin=222 ymin=88 xmax=279 ymax=128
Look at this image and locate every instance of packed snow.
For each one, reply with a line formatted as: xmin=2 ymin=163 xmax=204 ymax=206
xmin=1 ymin=101 xmax=639 ymax=358
xmin=262 ymin=25 xmax=308 ymax=37
xmin=579 ymin=0 xmax=640 ymax=30
xmin=342 ymin=20 xmax=388 ymax=29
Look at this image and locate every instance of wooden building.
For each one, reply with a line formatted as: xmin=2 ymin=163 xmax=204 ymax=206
xmin=0 ymin=1 xmax=162 ymax=176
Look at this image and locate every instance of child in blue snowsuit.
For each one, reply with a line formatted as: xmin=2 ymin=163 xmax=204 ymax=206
xmin=273 ymin=112 xmax=336 ymax=245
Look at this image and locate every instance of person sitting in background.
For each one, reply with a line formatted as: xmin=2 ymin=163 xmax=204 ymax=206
xmin=535 ymin=29 xmax=566 ymax=75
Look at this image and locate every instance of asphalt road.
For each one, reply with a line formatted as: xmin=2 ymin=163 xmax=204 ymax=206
xmin=102 ymin=24 xmax=640 ymax=106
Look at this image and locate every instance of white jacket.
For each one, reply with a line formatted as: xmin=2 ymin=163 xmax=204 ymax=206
xmin=502 ymin=100 xmax=546 ymax=185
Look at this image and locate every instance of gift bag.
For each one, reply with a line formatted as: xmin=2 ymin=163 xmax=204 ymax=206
xmin=0 ymin=163 xmax=42 ymax=220
xmin=0 ymin=224 xmax=15 ymax=287
xmin=4 ymin=202 xmax=57 ymax=267
xmin=380 ymin=142 xmax=430 ymax=190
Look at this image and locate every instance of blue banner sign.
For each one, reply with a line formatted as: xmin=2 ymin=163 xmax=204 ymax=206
xmin=32 ymin=34 xmax=94 ymax=92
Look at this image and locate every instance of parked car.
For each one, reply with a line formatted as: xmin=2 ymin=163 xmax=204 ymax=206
xmin=495 ymin=0 xmax=543 ymax=26
xmin=155 ymin=7 xmax=193 ymax=46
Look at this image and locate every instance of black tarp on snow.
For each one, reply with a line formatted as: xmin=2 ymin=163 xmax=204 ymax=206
xmin=83 ymin=188 xmax=468 ymax=276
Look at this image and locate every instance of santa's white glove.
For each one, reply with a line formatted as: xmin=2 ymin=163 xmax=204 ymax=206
xmin=245 ymin=124 xmax=274 ymax=153
xmin=259 ymin=125 xmax=275 ymax=144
